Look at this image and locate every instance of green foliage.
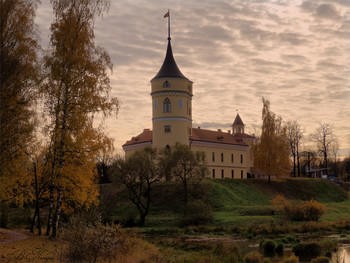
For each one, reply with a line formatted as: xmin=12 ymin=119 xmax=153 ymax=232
xmin=319 ymin=238 xmax=338 ymax=255
xmin=275 ymin=240 xmax=284 ymax=256
xmin=293 ymin=242 xmax=322 ymax=262
xmin=262 ymin=239 xmax=276 ymax=257
xmin=244 ymin=251 xmax=264 ymax=263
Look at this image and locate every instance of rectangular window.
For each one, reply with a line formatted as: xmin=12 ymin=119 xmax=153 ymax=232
xmin=241 ymin=170 xmax=243 ymax=179
xmin=212 ymin=169 xmax=215 ymax=178
xmin=221 ymin=169 xmax=224 ymax=179
xmin=231 ymin=153 xmax=234 ymax=163
xmin=221 ymin=153 xmax=224 ymax=162
xmin=164 ymin=125 xmax=171 ymax=133
xmin=231 ymin=170 xmax=234 ymax=179
xmin=212 ymin=152 xmax=215 ymax=162
xmin=240 ymin=154 xmax=243 ymax=164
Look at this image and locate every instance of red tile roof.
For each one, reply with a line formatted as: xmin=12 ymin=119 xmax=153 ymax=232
xmin=122 ymin=129 xmax=152 ymax=147
xmin=123 ymin=128 xmax=253 ymax=147
xmin=190 ymin=128 xmax=247 ymax=146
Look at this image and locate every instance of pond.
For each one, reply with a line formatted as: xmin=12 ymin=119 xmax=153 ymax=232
xmin=331 ymin=244 xmax=350 ymax=263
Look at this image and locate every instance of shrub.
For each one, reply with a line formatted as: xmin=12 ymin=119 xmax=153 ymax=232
xmin=311 ymin=256 xmax=330 ymax=263
xmin=215 ymin=242 xmax=243 ymax=262
xmin=275 ymin=240 xmax=284 ymax=256
xmin=244 ymin=251 xmax=264 ymax=263
xmin=61 ymin=218 xmax=128 ymax=263
xmin=282 ymin=234 xmax=299 ymax=244
xmin=270 ymin=195 xmax=326 ymax=221
xmin=262 ymin=239 xmax=275 ymax=257
xmin=283 ymin=255 xmax=299 ymax=263
xmin=319 ymin=238 xmax=338 ymax=253
xmin=182 ymin=200 xmax=213 ymax=225
xmin=303 ymin=200 xmax=326 ymax=221
xmin=293 ymin=242 xmax=322 ymax=262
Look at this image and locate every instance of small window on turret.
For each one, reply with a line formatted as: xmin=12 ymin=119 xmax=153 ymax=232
xmin=164 ymin=125 xmax=171 ymax=133
xmin=163 ymin=98 xmax=171 ymax=112
xmin=163 ymin=81 xmax=171 ymax=88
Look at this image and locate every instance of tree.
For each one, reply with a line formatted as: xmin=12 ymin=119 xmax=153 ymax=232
xmin=0 ymin=0 xmax=40 ymax=190
xmin=311 ymin=123 xmax=336 ymax=170
xmin=96 ymin=142 xmax=115 ymax=184
xmin=42 ymin=0 xmax=119 ymax=237
xmin=112 ymin=147 xmax=163 ymax=225
xmin=253 ymin=98 xmax=290 ymax=182
xmin=286 ymin=121 xmax=303 ymax=177
xmin=330 ymin=138 xmax=339 ymax=176
xmin=166 ymin=143 xmax=208 ymax=216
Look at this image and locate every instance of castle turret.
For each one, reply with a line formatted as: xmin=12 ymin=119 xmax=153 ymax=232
xmin=150 ymin=29 xmax=193 ymax=149
xmin=232 ymin=113 xmax=245 ymax=134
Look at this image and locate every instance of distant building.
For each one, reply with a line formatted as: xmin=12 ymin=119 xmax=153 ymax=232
xmin=123 ymin=30 xmax=255 ymax=179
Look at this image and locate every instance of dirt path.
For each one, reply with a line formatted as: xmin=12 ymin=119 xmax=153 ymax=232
xmin=0 ymin=228 xmax=28 ymax=245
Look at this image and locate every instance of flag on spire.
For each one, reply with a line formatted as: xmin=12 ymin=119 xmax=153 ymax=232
xmin=164 ymin=11 xmax=169 ymax=18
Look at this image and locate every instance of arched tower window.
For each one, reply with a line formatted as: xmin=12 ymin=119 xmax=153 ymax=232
xmin=163 ymin=98 xmax=171 ymax=112
xmin=163 ymin=81 xmax=171 ymax=88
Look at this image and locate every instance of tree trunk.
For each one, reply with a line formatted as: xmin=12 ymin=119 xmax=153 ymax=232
xmin=30 ymin=208 xmax=37 ymax=233
xmin=297 ymin=151 xmax=301 ymax=177
xmin=183 ymin=179 xmax=188 ymax=216
xmin=293 ymin=153 xmax=296 ymax=177
xmin=52 ymin=188 xmax=62 ymax=237
xmin=34 ymin=162 xmax=41 ymax=235
xmin=46 ymin=187 xmax=54 ymax=235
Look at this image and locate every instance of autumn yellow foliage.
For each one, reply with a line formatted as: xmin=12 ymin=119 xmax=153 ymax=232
xmin=270 ymin=195 xmax=326 ymax=221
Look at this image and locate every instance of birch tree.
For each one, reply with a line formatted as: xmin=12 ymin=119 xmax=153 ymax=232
xmin=253 ymin=98 xmax=290 ymax=182
xmin=42 ymin=0 xmax=119 ymax=237
xmin=0 ymin=0 xmax=40 ymax=191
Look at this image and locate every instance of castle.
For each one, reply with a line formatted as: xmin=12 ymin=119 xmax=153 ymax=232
xmin=123 ymin=22 xmax=255 ymax=179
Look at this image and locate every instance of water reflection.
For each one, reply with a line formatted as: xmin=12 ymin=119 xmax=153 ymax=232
xmin=331 ymin=245 xmax=350 ymax=263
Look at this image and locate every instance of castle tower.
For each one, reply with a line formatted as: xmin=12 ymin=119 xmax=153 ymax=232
xmin=232 ymin=113 xmax=245 ymax=134
xmin=150 ymin=17 xmax=193 ymax=149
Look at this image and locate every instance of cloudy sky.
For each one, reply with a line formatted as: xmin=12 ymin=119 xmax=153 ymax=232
xmin=36 ymin=0 xmax=350 ymax=157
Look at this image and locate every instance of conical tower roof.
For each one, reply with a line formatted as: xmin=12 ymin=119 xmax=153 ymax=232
xmin=152 ymin=39 xmax=189 ymax=81
xmin=233 ymin=113 xmax=244 ymax=126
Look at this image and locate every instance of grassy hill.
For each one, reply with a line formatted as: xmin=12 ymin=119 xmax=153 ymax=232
xmin=208 ymin=178 xmax=349 ymax=211
xmin=103 ymin=178 xmax=349 ymax=228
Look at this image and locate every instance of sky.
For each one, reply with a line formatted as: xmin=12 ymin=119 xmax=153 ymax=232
xmin=35 ymin=0 xmax=350 ymax=157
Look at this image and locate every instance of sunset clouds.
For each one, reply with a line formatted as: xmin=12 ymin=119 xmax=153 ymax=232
xmin=36 ymin=0 xmax=350 ymax=156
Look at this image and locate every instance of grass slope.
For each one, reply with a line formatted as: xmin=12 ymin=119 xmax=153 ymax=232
xmin=207 ymin=178 xmax=348 ymax=212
